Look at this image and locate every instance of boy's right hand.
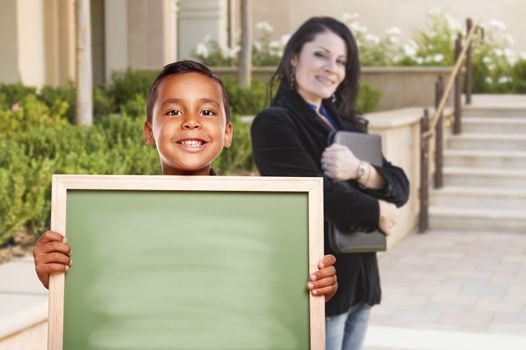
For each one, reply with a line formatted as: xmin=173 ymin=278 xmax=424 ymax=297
xmin=33 ymin=231 xmax=72 ymax=289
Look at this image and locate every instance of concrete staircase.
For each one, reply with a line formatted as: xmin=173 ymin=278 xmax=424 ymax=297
xmin=429 ymin=95 xmax=526 ymax=233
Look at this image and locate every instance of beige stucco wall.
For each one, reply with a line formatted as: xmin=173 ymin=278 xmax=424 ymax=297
xmin=0 ymin=0 xmax=19 ymax=83
xmin=177 ymin=0 xmax=228 ymax=60
xmin=251 ymin=0 xmax=526 ymax=56
xmin=43 ymin=0 xmax=76 ymax=87
xmin=0 ymin=0 xmax=46 ymax=86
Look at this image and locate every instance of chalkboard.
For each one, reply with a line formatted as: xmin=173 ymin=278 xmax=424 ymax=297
xmin=48 ymin=175 xmax=325 ymax=349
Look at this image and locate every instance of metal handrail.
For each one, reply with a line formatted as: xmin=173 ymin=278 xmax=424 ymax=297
xmin=422 ymin=22 xmax=480 ymax=140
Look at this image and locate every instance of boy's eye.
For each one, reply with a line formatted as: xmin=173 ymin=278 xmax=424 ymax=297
xmin=166 ymin=109 xmax=182 ymax=116
xmin=201 ymin=109 xmax=216 ymax=117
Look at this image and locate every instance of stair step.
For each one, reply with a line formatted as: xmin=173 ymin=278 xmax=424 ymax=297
xmin=430 ymin=186 xmax=526 ymax=210
xmin=443 ymin=167 xmax=526 ymax=188
xmin=462 ymin=106 xmax=526 ymax=118
xmin=447 ymin=134 xmax=526 ymax=151
xmin=429 ymin=206 xmax=526 ymax=233
xmin=462 ymin=117 xmax=526 ymax=133
xmin=443 ymin=150 xmax=526 ymax=169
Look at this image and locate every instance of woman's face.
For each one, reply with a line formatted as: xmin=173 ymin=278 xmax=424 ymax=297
xmin=291 ymin=30 xmax=347 ymax=106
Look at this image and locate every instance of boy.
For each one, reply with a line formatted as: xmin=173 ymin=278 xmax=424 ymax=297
xmin=33 ymin=60 xmax=337 ymax=300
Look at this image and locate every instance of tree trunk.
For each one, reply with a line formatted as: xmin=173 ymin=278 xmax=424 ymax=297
xmin=238 ymin=0 xmax=251 ymax=88
xmin=76 ymin=0 xmax=93 ymax=125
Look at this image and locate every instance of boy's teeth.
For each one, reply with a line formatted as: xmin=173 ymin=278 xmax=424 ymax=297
xmin=181 ymin=140 xmax=203 ymax=147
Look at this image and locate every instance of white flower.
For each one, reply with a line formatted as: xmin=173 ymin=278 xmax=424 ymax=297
xmin=269 ymin=40 xmax=281 ymax=50
xmin=403 ymin=44 xmax=417 ymax=57
xmin=494 ymin=48 xmax=503 ymax=57
xmin=365 ymin=34 xmax=380 ymax=45
xmin=416 ymin=57 xmax=424 ymax=64
xmin=195 ymin=43 xmax=209 ymax=58
xmin=434 ymin=54 xmax=444 ymax=63
xmin=254 ymin=41 xmax=262 ymax=51
xmin=504 ymin=34 xmax=515 ymax=46
xmin=225 ymin=46 xmax=240 ymax=59
xmin=349 ymin=22 xmax=367 ymax=33
xmin=280 ymin=35 xmax=291 ymax=46
xmin=520 ymin=52 xmax=526 ymax=60
xmin=483 ymin=57 xmax=492 ymax=64
xmin=427 ymin=8 xmax=442 ymax=16
xmin=255 ymin=21 xmax=273 ymax=33
xmin=446 ymin=15 xmax=461 ymax=31
xmin=487 ymin=19 xmax=506 ymax=31
xmin=219 ymin=45 xmax=234 ymax=58
xmin=504 ymin=48 xmax=513 ymax=58
xmin=343 ymin=13 xmax=360 ymax=22
xmin=498 ymin=76 xmax=512 ymax=84
xmin=389 ymin=36 xmax=399 ymax=44
xmin=385 ymin=27 xmax=401 ymax=36
xmin=485 ymin=77 xmax=493 ymax=84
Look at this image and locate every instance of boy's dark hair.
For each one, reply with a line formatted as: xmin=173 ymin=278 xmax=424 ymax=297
xmin=146 ymin=60 xmax=230 ymax=123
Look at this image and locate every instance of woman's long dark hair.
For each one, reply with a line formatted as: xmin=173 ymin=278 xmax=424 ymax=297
xmin=270 ymin=16 xmax=363 ymax=124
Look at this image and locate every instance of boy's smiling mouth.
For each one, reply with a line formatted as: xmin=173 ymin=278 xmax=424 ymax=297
xmin=176 ymin=138 xmax=209 ymax=152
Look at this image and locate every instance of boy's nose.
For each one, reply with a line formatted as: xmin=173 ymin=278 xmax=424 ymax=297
xmin=182 ymin=117 xmax=201 ymax=129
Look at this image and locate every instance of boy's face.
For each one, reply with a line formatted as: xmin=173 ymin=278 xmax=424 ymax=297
xmin=144 ymin=72 xmax=233 ymax=175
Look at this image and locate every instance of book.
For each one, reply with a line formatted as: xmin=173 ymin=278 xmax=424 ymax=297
xmin=327 ymin=131 xmax=386 ymax=253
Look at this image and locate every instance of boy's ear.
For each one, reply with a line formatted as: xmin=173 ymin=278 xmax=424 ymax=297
xmin=143 ymin=121 xmax=155 ymax=145
xmin=223 ymin=122 xmax=233 ymax=148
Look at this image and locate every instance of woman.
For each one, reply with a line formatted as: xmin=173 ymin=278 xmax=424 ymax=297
xmin=251 ymin=17 xmax=410 ymax=350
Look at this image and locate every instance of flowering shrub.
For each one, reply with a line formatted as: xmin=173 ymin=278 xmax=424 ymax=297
xmin=192 ymin=22 xmax=288 ymax=67
xmin=345 ymin=10 xmax=525 ymax=93
xmin=194 ymin=11 xmax=525 ymax=93
xmin=342 ymin=13 xmax=402 ymax=66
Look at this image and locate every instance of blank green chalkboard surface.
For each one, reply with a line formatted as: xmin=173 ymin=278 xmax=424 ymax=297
xmin=48 ymin=175 xmax=325 ymax=350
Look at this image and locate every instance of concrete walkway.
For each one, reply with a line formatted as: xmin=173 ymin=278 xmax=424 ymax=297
xmin=2 ymin=229 xmax=526 ymax=349
xmin=364 ymin=230 xmax=526 ymax=350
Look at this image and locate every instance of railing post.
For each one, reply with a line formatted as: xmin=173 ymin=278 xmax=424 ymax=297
xmin=453 ymin=34 xmax=462 ymax=134
xmin=434 ymin=76 xmax=444 ymax=188
xmin=419 ymin=109 xmax=430 ymax=233
xmin=465 ymin=18 xmax=473 ymax=104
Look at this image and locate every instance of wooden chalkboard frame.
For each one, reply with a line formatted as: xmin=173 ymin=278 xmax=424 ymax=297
xmin=48 ymin=175 xmax=325 ymax=349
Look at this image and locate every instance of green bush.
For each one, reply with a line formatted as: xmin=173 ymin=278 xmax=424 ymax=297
xmin=0 ymin=90 xmax=257 ymax=246
xmin=0 ymin=96 xmax=161 ymax=246
xmin=119 ymin=93 xmax=147 ymax=118
xmin=107 ymin=69 xmax=158 ymax=109
xmin=512 ymin=59 xmax=526 ymax=93
xmin=356 ymin=82 xmax=381 ymax=114
xmin=224 ymin=78 xmax=267 ymax=115
xmin=0 ymin=83 xmax=37 ymax=108
xmin=213 ymin=116 xmax=256 ymax=175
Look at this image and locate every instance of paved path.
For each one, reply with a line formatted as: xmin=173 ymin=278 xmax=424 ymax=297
xmin=364 ymin=230 xmax=526 ymax=350
xmin=2 ymin=229 xmax=526 ymax=349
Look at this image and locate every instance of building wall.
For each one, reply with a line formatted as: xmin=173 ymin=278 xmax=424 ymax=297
xmin=0 ymin=0 xmax=20 ymax=83
xmin=42 ymin=0 xmax=75 ymax=87
xmin=251 ymin=0 xmax=526 ymax=55
xmin=177 ymin=0 xmax=228 ymax=60
xmin=104 ymin=0 xmax=129 ymax=79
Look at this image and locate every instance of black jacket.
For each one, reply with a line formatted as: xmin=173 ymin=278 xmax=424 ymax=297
xmin=251 ymin=88 xmax=410 ymax=315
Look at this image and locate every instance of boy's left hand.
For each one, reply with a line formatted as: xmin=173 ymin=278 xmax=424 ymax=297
xmin=307 ymin=254 xmax=338 ymax=302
